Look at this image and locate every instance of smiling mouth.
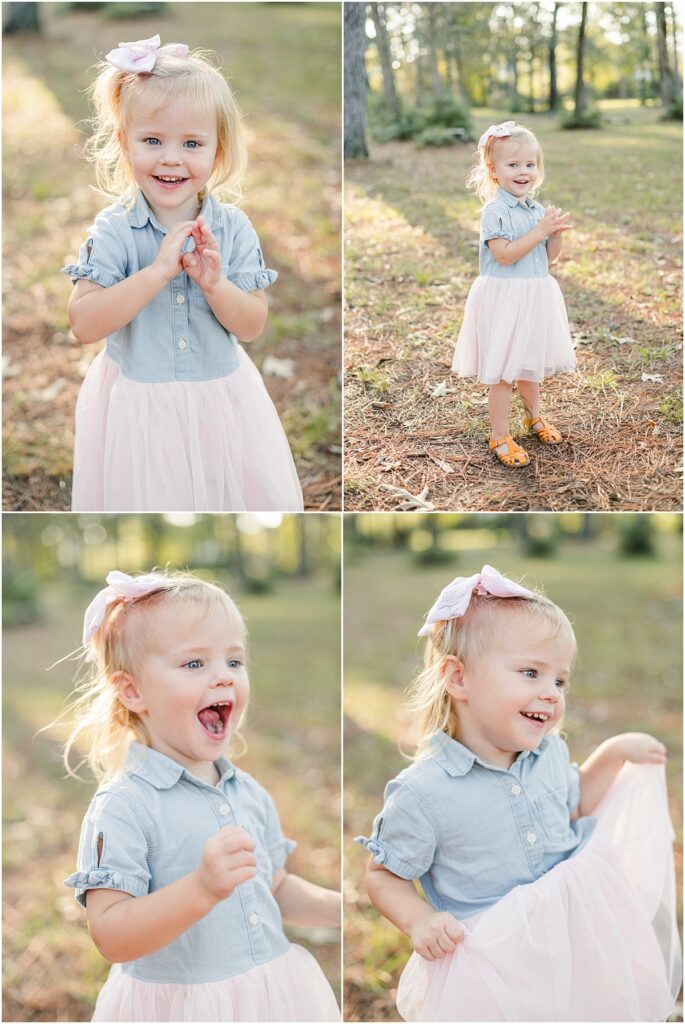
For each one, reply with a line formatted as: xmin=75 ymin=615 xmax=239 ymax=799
xmin=197 ymin=701 xmax=232 ymax=738
xmin=153 ymin=175 xmax=188 ymax=185
xmin=520 ymin=710 xmax=551 ymax=725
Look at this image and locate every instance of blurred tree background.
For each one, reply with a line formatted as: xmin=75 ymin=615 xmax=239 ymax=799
xmin=3 ymin=512 xmax=341 ymax=1022
xmin=357 ymin=1 xmax=681 ymax=148
xmin=343 ymin=512 xmax=682 ymax=1021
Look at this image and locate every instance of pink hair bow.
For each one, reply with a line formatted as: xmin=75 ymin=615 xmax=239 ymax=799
xmin=478 ymin=120 xmax=516 ymax=150
xmin=418 ymin=564 xmax=536 ymax=637
xmin=83 ymin=570 xmax=167 ymax=656
xmin=105 ymin=34 xmax=189 ymax=73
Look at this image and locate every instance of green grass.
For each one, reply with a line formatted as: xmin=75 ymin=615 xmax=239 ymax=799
xmin=343 ymin=532 xmax=682 ymax=1021
xmin=3 ymin=574 xmax=340 ymax=1021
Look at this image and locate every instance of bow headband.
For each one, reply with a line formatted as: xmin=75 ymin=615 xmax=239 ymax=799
xmin=82 ymin=570 xmax=168 ymax=658
xmin=418 ymin=565 xmax=536 ymax=637
xmin=478 ymin=120 xmax=516 ymax=150
xmin=105 ymin=34 xmax=189 ymax=73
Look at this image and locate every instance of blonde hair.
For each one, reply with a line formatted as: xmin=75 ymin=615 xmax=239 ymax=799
xmin=465 ymin=123 xmax=545 ymax=204
xmin=62 ymin=571 xmax=246 ymax=784
xmin=407 ymin=589 xmax=575 ymax=758
xmin=83 ymin=49 xmax=247 ymax=205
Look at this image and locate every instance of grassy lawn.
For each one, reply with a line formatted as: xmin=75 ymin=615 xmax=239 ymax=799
xmin=3 ymin=3 xmax=341 ymax=511
xmin=3 ymin=574 xmax=340 ymax=1021
xmin=343 ymin=531 xmax=682 ymax=1021
xmin=344 ymin=103 xmax=682 ymax=512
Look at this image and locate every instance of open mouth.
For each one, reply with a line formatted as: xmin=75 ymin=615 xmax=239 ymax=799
xmin=153 ymin=175 xmax=188 ymax=187
xmin=197 ymin=700 xmax=233 ymax=739
xmin=520 ymin=710 xmax=551 ymax=727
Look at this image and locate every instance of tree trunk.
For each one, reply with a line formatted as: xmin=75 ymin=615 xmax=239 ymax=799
xmin=344 ymin=3 xmax=369 ymax=158
xmin=425 ymin=3 xmax=443 ymax=99
xmin=573 ymin=1 xmax=588 ymax=116
xmin=655 ymin=2 xmax=674 ymax=105
xmin=669 ymin=2 xmax=681 ymax=95
xmin=548 ymin=1 xmax=560 ymax=111
xmin=639 ymin=3 xmax=652 ymax=105
xmin=3 ymin=2 xmax=40 ymax=32
xmin=370 ymin=2 xmax=401 ymax=119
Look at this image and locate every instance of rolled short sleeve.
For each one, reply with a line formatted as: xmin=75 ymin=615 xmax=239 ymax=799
xmin=481 ymin=202 xmax=513 ymax=246
xmin=64 ymin=791 xmax=151 ymax=907
xmin=61 ymin=211 xmax=128 ymax=288
xmin=227 ymin=212 xmax=278 ymax=291
xmin=355 ymin=778 xmax=437 ymax=880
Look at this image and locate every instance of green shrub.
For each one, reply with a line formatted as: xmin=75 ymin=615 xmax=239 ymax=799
xmin=416 ymin=126 xmax=461 ymax=147
xmin=2 ymin=564 xmax=41 ymax=626
xmin=662 ymin=96 xmax=683 ymax=121
xmin=559 ymin=107 xmax=603 ymax=130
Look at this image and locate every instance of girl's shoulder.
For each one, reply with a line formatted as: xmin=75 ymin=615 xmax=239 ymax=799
xmin=207 ymin=195 xmax=256 ymax=233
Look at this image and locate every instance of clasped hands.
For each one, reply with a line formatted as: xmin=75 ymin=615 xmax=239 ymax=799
xmin=154 ymin=215 xmax=222 ymax=291
xmin=540 ymin=204 xmax=573 ymax=238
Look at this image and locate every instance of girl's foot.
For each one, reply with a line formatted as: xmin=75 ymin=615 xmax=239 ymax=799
xmin=524 ymin=415 xmax=562 ymax=444
xmin=489 ymin=434 xmax=530 ymax=467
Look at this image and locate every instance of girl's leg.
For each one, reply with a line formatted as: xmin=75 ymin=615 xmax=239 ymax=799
xmin=517 ymin=379 xmax=563 ymax=443
xmin=488 ymin=381 xmax=514 ymax=448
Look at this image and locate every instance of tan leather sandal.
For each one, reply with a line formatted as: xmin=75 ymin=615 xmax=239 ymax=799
xmin=524 ymin=415 xmax=562 ymax=444
xmin=489 ymin=434 xmax=530 ymax=467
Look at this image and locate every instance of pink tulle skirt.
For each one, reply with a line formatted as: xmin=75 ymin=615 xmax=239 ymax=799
xmin=72 ymin=349 xmax=303 ymax=512
xmin=397 ymin=763 xmax=681 ymax=1022
xmin=92 ymin=944 xmax=340 ymax=1022
xmin=452 ymin=275 xmax=576 ymax=385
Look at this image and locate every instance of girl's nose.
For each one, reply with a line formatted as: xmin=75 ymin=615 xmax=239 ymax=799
xmin=540 ymin=680 xmax=561 ymax=701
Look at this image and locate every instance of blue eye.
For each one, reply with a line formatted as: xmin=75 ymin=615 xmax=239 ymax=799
xmin=522 ymin=668 xmax=537 ymax=678
xmin=227 ymin=659 xmax=242 ymax=669
xmin=185 ymin=659 xmax=203 ymax=670
xmin=556 ymin=679 xmax=567 ymax=689
xmin=184 ymin=140 xmax=200 ymax=149
xmin=144 ymin=137 xmax=161 ymax=146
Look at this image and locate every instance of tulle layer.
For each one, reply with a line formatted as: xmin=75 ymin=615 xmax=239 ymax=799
xmin=397 ymin=763 xmax=681 ymax=1022
xmin=452 ymin=275 xmax=576 ymax=384
xmin=92 ymin=944 xmax=340 ymax=1022
xmin=72 ymin=350 xmax=303 ymax=512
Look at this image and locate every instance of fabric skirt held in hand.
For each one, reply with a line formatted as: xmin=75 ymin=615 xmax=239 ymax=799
xmin=453 ymin=275 xmax=576 ymax=385
xmin=72 ymin=347 xmax=303 ymax=512
xmin=91 ymin=943 xmax=340 ymax=1022
xmin=396 ymin=763 xmax=681 ymax=1022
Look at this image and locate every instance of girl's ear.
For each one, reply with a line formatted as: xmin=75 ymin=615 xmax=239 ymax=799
xmin=442 ymin=656 xmax=468 ymax=701
xmin=113 ymin=671 xmax=147 ymax=714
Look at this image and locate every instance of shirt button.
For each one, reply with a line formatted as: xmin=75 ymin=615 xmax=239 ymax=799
xmin=526 ymin=831 xmax=537 ymax=844
xmin=178 ymin=337 xmax=187 ymax=350
xmin=219 ymin=803 xmax=230 ymax=815
xmin=249 ymin=913 xmax=261 ymax=926
xmin=511 ymin=784 xmax=522 ymax=796
xmin=176 ymin=294 xmax=185 ymax=304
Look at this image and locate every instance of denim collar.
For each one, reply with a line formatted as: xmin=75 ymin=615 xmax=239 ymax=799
xmin=429 ymin=732 xmax=547 ymax=777
xmin=127 ymin=188 xmax=218 ymax=233
xmin=497 ymin=187 xmax=535 ymax=210
xmin=125 ymin=740 xmax=235 ymax=789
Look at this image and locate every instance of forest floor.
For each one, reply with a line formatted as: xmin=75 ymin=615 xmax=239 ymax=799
xmin=3 ymin=4 xmax=341 ymax=511
xmin=343 ymin=537 xmax=683 ymax=1021
xmin=3 ymin=575 xmax=341 ymax=1022
xmin=344 ymin=103 xmax=682 ymax=512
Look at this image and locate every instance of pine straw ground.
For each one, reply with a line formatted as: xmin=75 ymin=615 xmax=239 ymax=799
xmin=3 ymin=4 xmax=341 ymax=511
xmin=344 ymin=105 xmax=682 ymax=512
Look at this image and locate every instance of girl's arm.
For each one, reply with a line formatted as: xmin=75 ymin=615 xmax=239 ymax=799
xmin=67 ymin=220 xmax=196 ymax=344
xmin=488 ymin=206 xmax=571 ymax=267
xmin=577 ymin=732 xmax=667 ymax=817
xmin=271 ymin=868 xmax=341 ymax=928
xmin=365 ymin=860 xmax=465 ymax=961
xmin=85 ymin=825 xmax=256 ymax=963
xmin=546 ymin=234 xmax=563 ymax=264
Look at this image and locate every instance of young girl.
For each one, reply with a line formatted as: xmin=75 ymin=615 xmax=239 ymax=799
xmin=64 ymin=569 xmax=340 ymax=1021
xmin=453 ymin=122 xmax=575 ymax=467
xmin=356 ymin=565 xmax=681 ymax=1022
xmin=61 ymin=36 xmax=303 ymax=512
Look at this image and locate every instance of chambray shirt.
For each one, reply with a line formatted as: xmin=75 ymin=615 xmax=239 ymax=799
xmin=64 ymin=743 xmax=295 ymax=984
xmin=479 ymin=187 xmax=549 ymax=279
xmin=61 ymin=191 xmax=277 ymax=384
xmin=356 ymin=733 xmax=596 ymax=920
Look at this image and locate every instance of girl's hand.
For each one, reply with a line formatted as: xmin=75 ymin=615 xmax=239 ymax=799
xmin=613 ymin=732 xmax=667 ymax=765
xmin=539 ymin=204 xmax=573 ymax=238
xmin=153 ymin=221 xmax=197 ymax=283
xmin=195 ymin=826 xmax=257 ymax=902
xmin=409 ymin=910 xmax=466 ymax=961
xmin=182 ymin=216 xmax=222 ymax=292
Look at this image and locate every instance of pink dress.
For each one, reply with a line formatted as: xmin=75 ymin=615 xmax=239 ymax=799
xmin=396 ymin=763 xmax=681 ymax=1022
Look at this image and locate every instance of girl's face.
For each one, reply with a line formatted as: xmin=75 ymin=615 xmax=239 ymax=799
xmin=489 ymin=138 xmax=539 ymax=200
xmin=117 ymin=599 xmax=248 ymax=783
xmin=120 ymin=96 xmax=219 ymax=225
xmin=445 ymin=610 xmax=573 ymax=769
